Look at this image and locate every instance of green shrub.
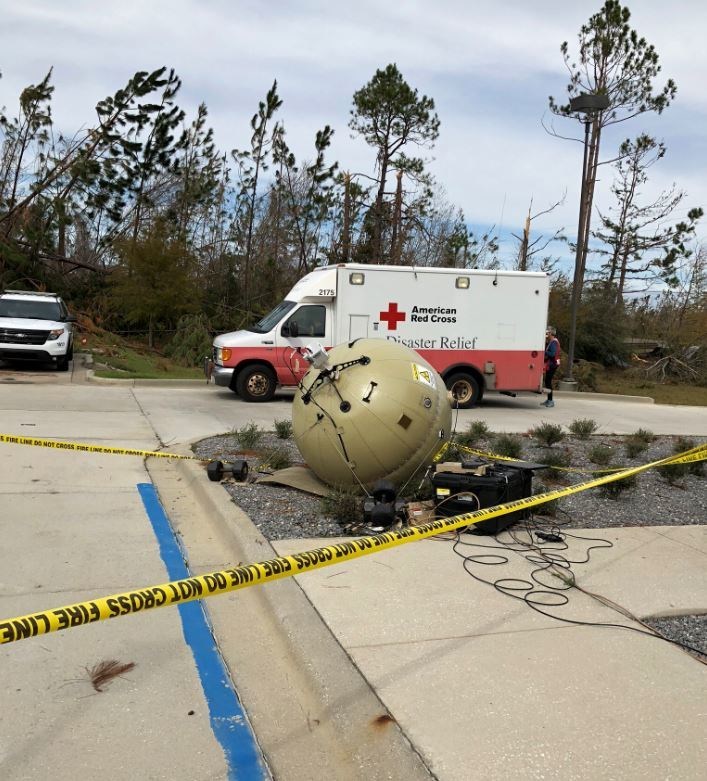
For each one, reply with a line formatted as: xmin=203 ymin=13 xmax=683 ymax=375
xmin=274 ymin=418 xmax=293 ymax=439
xmin=261 ymin=449 xmax=292 ymax=471
xmin=572 ymin=360 xmax=601 ymax=391
xmin=601 ymin=472 xmax=638 ymax=499
xmin=588 ymin=444 xmax=613 ymax=466
xmin=624 ymin=436 xmax=649 ymax=459
xmin=568 ymin=418 xmax=598 ymax=439
xmin=235 ymin=422 xmax=263 ymax=449
xmin=633 ymin=428 xmax=656 ymax=445
xmin=672 ymin=437 xmax=704 ymax=477
xmin=165 ymin=313 xmax=213 ymax=366
xmin=541 ymin=449 xmax=572 ymax=468
xmin=530 ymin=422 xmax=565 ymax=447
xmin=456 ymin=420 xmax=490 ymax=448
xmin=539 ymin=449 xmax=572 ymax=479
xmin=492 ymin=433 xmax=524 ymax=459
xmin=657 ymin=461 xmax=689 ymax=484
xmin=319 ymin=487 xmax=363 ymax=524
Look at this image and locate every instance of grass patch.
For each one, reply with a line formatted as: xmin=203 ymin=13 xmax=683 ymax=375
xmin=595 ymin=368 xmax=707 ymax=406
xmin=88 ymin=332 xmax=203 ymax=379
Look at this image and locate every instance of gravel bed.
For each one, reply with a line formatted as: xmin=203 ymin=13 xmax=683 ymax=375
xmin=191 ymin=427 xmax=706 ymax=658
xmin=192 ymin=430 xmax=707 ymax=540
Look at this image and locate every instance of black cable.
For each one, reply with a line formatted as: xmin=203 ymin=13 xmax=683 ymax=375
xmin=446 ymin=518 xmax=706 ymax=661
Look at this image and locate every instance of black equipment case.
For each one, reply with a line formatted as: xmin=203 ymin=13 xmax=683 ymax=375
xmin=432 ymin=462 xmax=533 ymax=534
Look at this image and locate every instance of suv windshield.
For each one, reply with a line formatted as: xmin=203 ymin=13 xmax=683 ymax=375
xmin=247 ymin=300 xmax=296 ymax=334
xmin=0 ymin=299 xmax=63 ymax=320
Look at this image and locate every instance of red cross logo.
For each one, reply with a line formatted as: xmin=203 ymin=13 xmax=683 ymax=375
xmin=380 ymin=302 xmax=406 ymax=330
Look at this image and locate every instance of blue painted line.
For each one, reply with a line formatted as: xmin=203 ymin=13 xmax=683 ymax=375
xmin=137 ymin=483 xmax=268 ymax=781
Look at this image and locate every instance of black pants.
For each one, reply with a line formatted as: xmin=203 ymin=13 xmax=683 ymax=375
xmin=544 ymin=365 xmax=557 ymax=401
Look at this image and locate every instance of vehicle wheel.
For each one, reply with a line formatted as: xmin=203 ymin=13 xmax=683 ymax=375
xmin=56 ymin=353 xmax=70 ymax=372
xmin=235 ymin=364 xmax=276 ymax=402
xmin=446 ymin=373 xmax=482 ymax=408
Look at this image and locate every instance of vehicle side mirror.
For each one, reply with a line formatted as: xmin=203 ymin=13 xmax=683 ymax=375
xmin=65 ymin=314 xmax=77 ymax=323
xmin=287 ymin=321 xmax=299 ymax=338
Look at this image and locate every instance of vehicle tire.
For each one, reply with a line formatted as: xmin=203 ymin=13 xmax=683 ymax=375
xmin=235 ymin=364 xmax=277 ymax=402
xmin=446 ymin=373 xmax=482 ymax=408
xmin=56 ymin=352 xmax=70 ymax=372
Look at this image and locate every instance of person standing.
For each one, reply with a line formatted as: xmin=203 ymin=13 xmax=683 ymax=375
xmin=541 ymin=327 xmax=561 ymax=408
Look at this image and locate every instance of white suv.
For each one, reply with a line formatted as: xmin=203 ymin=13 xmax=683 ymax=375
xmin=0 ymin=290 xmax=76 ymax=371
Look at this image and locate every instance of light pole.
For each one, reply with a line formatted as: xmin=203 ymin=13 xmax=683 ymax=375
xmin=562 ymin=92 xmax=610 ymax=387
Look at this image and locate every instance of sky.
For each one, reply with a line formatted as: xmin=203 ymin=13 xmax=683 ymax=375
xmin=2 ymin=0 xmax=706 ymax=273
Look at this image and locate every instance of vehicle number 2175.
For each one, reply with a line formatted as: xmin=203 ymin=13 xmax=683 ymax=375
xmin=318 ymin=289 xmax=335 ymax=296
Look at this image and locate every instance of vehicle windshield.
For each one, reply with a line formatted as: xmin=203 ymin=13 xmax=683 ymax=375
xmin=247 ymin=300 xmax=296 ymax=334
xmin=0 ymin=299 xmax=63 ymax=320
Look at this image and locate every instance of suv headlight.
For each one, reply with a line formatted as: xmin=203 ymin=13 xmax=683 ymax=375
xmin=47 ymin=328 xmax=65 ymax=341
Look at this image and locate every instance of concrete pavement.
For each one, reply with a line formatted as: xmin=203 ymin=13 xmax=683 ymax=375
xmin=158 ymin=451 xmax=706 ymax=781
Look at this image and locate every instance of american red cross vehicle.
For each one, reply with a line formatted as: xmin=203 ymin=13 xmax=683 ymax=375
xmin=0 ymin=290 xmax=76 ymax=372
xmin=207 ymin=263 xmax=549 ymax=407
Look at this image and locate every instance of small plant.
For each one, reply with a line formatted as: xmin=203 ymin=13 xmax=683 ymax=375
xmin=529 ymin=422 xmax=566 ymax=447
xmin=672 ymin=437 xmax=704 ymax=477
xmin=235 ymin=421 xmax=263 ymax=450
xmin=624 ymin=436 xmax=649 ymax=459
xmin=539 ymin=449 xmax=572 ymax=480
xmin=261 ymin=449 xmax=292 ymax=471
xmin=601 ymin=473 xmax=638 ymax=499
xmin=492 ymin=433 xmax=524 ymax=459
xmin=457 ymin=420 xmax=490 ymax=447
xmin=541 ymin=449 xmax=572 ymax=469
xmin=657 ymin=461 xmax=688 ymax=485
xmin=588 ymin=444 xmax=613 ymax=466
xmin=633 ymin=428 xmax=656 ymax=445
xmin=274 ymin=418 xmax=293 ymax=439
xmin=319 ymin=487 xmax=363 ymax=525
xmin=568 ymin=418 xmax=598 ymax=439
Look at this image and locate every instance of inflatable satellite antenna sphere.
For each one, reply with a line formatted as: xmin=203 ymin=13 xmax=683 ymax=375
xmin=292 ymin=338 xmax=452 ymax=489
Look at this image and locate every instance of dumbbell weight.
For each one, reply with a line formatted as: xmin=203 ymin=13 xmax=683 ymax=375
xmin=206 ymin=459 xmax=249 ymax=482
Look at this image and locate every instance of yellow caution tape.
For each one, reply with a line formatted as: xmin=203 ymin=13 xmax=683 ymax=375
xmin=1 ymin=442 xmax=704 ymax=646
xmin=0 ymin=433 xmax=196 ymax=460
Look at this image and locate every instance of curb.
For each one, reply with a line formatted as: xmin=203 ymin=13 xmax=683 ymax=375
xmin=147 ymin=451 xmax=433 ymax=781
xmin=86 ymin=369 xmax=207 ymax=388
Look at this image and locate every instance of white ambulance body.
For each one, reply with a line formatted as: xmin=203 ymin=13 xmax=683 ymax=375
xmin=210 ymin=263 xmax=549 ymax=407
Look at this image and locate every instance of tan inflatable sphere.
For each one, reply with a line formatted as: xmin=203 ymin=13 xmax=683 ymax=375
xmin=292 ymin=338 xmax=452 ymax=490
